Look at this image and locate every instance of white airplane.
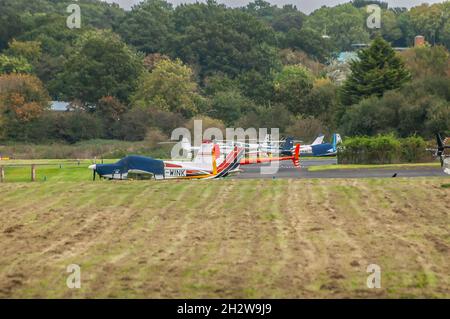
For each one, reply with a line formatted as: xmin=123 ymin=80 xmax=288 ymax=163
xmin=89 ymin=140 xmax=300 ymax=180
xmin=431 ymin=133 xmax=450 ymax=175
xmin=178 ymin=133 xmax=327 ymax=157
xmin=212 ymin=135 xmax=294 ymax=156
xmin=178 ymin=135 xmax=276 ymax=156
xmin=180 ymin=137 xmax=200 ymax=153
xmin=300 ymin=134 xmax=326 ymax=154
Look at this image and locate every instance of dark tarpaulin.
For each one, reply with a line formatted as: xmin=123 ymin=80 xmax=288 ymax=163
xmin=95 ymin=155 xmax=165 ymax=178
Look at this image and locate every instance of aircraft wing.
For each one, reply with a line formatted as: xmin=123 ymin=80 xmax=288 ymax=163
xmin=240 ymin=144 xmax=300 ymax=168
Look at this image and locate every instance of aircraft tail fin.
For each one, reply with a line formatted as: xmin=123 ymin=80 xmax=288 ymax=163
xmin=332 ymin=133 xmax=342 ymax=152
xmin=283 ymin=137 xmax=294 ymax=153
xmin=311 ymin=134 xmax=325 ymax=146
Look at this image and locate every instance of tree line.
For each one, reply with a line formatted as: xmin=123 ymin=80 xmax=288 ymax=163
xmin=0 ymin=0 xmax=449 ymax=144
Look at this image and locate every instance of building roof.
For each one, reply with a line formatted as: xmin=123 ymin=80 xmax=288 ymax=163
xmin=337 ymin=52 xmax=358 ymax=64
xmin=50 ymin=101 xmax=70 ymax=111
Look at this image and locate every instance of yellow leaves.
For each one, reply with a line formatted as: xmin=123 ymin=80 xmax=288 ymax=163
xmin=12 ymin=101 xmax=43 ymax=122
xmin=1 ymin=92 xmax=43 ymax=122
xmin=313 ymin=77 xmax=332 ymax=88
xmin=6 ymin=39 xmax=42 ymax=62
xmin=400 ymin=46 xmax=450 ymax=79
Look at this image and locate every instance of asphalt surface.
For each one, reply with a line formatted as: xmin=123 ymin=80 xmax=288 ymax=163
xmin=234 ymin=158 xmax=448 ymax=179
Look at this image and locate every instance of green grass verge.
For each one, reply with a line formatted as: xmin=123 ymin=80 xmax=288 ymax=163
xmin=0 ymin=160 xmax=118 ymax=183
xmin=300 ymin=156 xmax=335 ymax=160
xmin=308 ymin=162 xmax=441 ymax=172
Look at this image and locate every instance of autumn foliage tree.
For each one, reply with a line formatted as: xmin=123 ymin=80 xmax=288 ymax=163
xmin=0 ymin=74 xmax=49 ymax=138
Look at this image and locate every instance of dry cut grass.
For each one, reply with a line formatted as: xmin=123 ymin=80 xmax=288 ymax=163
xmin=0 ymin=178 xmax=449 ymax=298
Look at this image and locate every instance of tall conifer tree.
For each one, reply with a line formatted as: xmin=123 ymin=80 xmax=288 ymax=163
xmin=341 ymin=36 xmax=411 ymax=105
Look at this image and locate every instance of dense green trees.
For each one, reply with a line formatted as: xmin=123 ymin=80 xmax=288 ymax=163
xmin=171 ymin=1 xmax=280 ymax=81
xmin=0 ymin=0 xmax=449 ymax=144
xmin=273 ymin=65 xmax=314 ymax=114
xmin=341 ymin=78 xmax=450 ymax=137
xmin=408 ymin=3 xmax=450 ymax=48
xmin=55 ymin=30 xmax=143 ymax=106
xmin=284 ymin=27 xmax=330 ymax=62
xmin=304 ymin=4 xmax=370 ymax=52
xmin=210 ymin=89 xmax=255 ymax=126
xmin=0 ymin=3 xmax=23 ymax=51
xmin=115 ymin=0 xmax=173 ymax=54
xmin=131 ymin=58 xmax=201 ymax=117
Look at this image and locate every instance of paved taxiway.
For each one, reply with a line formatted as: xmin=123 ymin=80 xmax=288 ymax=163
xmin=234 ymin=158 xmax=448 ymax=179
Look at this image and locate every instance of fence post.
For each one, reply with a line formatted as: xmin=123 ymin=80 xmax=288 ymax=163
xmin=0 ymin=166 xmax=4 ymax=182
xmin=31 ymin=164 xmax=36 ymax=182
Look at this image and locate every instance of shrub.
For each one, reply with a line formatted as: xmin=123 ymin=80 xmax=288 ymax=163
xmin=56 ymin=111 xmax=104 ymax=143
xmin=339 ymin=134 xmax=402 ymax=164
xmin=339 ymin=134 xmax=435 ymax=164
xmin=113 ymin=108 xmax=151 ymax=141
xmin=400 ymin=135 xmax=430 ymax=163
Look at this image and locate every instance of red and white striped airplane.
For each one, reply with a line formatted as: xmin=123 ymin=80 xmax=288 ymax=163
xmin=89 ymin=141 xmax=300 ymax=180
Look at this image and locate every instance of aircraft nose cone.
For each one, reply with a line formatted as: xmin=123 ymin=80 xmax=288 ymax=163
xmin=89 ymin=164 xmax=96 ymax=170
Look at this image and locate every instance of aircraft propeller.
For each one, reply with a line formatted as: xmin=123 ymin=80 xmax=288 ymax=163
xmin=89 ymin=164 xmax=98 ymax=181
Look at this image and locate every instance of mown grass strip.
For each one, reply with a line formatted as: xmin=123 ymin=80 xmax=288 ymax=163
xmin=308 ymin=162 xmax=440 ymax=172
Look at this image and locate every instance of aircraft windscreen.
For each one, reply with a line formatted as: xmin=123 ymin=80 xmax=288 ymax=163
xmin=116 ymin=158 xmax=127 ymax=166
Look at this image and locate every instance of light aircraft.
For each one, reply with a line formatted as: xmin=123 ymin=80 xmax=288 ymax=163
xmin=89 ymin=141 xmax=300 ymax=180
xmin=163 ymin=136 xmax=272 ymax=156
xmin=178 ymin=135 xmax=296 ymax=157
xmin=308 ymin=133 xmax=342 ymax=157
xmin=299 ymin=134 xmax=325 ymax=155
xmin=276 ymin=133 xmax=339 ymax=157
xmin=430 ymin=133 xmax=450 ymax=175
xmin=219 ymin=135 xmax=295 ymax=156
xmin=181 ymin=137 xmax=200 ymax=153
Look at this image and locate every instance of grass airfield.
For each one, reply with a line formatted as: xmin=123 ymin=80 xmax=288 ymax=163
xmin=0 ymin=159 xmax=115 ymax=183
xmin=0 ymin=176 xmax=449 ymax=298
xmin=0 ymin=158 xmax=443 ymax=182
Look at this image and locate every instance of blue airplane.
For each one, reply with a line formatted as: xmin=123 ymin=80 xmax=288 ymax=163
xmin=310 ymin=133 xmax=342 ymax=157
xmin=434 ymin=133 xmax=450 ymax=174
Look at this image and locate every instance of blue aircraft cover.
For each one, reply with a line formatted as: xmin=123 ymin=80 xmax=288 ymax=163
xmin=95 ymin=155 xmax=165 ymax=177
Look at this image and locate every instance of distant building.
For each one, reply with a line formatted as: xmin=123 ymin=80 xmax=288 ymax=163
xmin=337 ymin=51 xmax=358 ymax=64
xmin=414 ymin=35 xmax=426 ymax=47
xmin=50 ymin=101 xmax=70 ymax=112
